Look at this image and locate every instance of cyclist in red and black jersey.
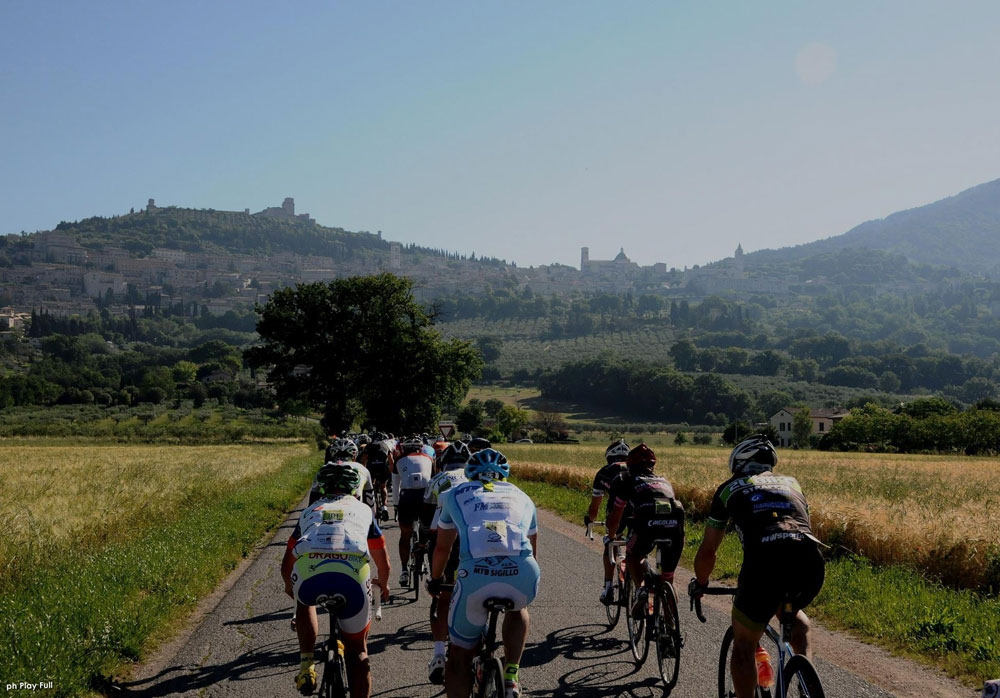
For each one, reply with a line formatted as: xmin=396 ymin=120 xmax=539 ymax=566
xmin=605 ymin=444 xmax=685 ymax=618
xmin=689 ymin=436 xmax=825 ymax=698
xmin=584 ymin=439 xmax=631 ymax=605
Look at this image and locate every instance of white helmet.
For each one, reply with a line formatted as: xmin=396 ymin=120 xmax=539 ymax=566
xmin=605 ymin=439 xmax=630 ymax=462
xmin=728 ymin=436 xmax=777 ymax=476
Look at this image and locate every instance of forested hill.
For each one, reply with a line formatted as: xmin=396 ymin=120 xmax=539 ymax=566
xmin=51 ymin=206 xmax=435 ymax=261
xmin=744 ymin=178 xmax=1000 ymax=274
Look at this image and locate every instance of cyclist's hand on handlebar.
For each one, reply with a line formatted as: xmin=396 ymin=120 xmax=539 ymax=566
xmin=426 ymin=576 xmax=445 ymax=597
xmin=687 ymin=577 xmax=708 ymax=601
xmin=602 ymin=534 xmax=613 ymax=546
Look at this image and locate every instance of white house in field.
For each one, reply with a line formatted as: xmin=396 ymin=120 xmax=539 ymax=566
xmin=770 ymin=407 xmax=851 ymax=446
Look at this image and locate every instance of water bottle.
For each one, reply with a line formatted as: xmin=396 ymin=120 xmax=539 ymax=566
xmin=983 ymin=679 xmax=1000 ymax=698
xmin=755 ymin=645 xmax=775 ymax=688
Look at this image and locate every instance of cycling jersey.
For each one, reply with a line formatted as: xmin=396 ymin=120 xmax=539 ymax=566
xmin=395 ymin=453 xmax=434 ymax=491
xmin=362 ymin=441 xmax=394 ymax=482
xmin=286 ymin=494 xmax=387 ymax=637
xmin=425 ymin=468 xmax=469 ymax=530
xmin=593 ymin=461 xmax=630 ymax=519
xmin=609 ymin=469 xmax=684 ymax=571
xmin=437 ymin=480 xmax=538 ymax=562
xmin=437 ymin=480 xmax=540 ymax=649
xmin=705 ymin=473 xmax=814 ymax=556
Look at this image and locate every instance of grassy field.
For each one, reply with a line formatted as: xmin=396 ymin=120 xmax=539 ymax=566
xmin=0 ymin=442 xmax=318 ymax=697
xmin=502 ymin=443 xmax=1000 ymax=592
xmin=509 ymin=456 xmax=1000 ymax=686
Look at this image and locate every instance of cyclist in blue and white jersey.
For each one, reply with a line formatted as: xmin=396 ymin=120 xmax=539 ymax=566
xmin=428 ymin=448 xmax=540 ymax=698
xmin=392 ymin=436 xmax=434 ymax=587
xmin=421 ymin=441 xmax=471 ymax=684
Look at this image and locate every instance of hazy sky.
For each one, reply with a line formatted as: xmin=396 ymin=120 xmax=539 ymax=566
xmin=3 ymin=2 xmax=1000 ymax=269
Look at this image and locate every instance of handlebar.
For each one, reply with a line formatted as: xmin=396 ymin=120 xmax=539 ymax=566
xmin=585 ymin=521 xmax=606 ymax=540
xmin=690 ymin=584 xmax=736 ymax=623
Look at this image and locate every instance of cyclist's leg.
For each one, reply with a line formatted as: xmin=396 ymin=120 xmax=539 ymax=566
xmin=295 ymin=600 xmax=319 ymax=655
xmin=783 ymin=539 xmax=826 ymax=657
xmin=342 ymin=626 xmax=372 ymax=698
xmin=731 ymin=557 xmax=780 ymax=698
xmin=445 ymin=566 xmax=481 ymax=698
xmin=331 ymin=568 xmax=374 ymax=698
xmin=730 ymin=616 xmax=766 ymax=698
xmin=500 ymin=555 xmax=539 ymax=668
xmin=624 ymin=527 xmax=651 ymax=591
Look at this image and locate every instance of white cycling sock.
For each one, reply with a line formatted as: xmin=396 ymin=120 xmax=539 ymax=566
xmin=434 ymin=641 xmax=445 ymax=656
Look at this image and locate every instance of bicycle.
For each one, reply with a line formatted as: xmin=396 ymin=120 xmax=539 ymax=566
xmin=408 ymin=526 xmax=430 ymax=601
xmin=315 ymin=594 xmax=349 ymax=698
xmin=472 ymin=596 xmax=515 ymax=698
xmin=691 ymin=586 xmax=825 ymax=698
xmin=624 ymin=538 xmax=683 ymax=693
xmin=585 ymin=521 xmax=627 ymax=629
xmin=372 ymin=482 xmax=390 ymax=523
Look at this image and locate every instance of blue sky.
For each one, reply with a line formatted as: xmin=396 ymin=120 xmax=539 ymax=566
xmin=3 ymin=2 xmax=1000 ymax=269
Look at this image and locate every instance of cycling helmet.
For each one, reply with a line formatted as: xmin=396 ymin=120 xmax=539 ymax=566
xmin=439 ymin=442 xmax=471 ymax=469
xmin=467 ymin=437 xmax=492 ymax=454
xmin=625 ymin=443 xmax=656 ymax=473
xmin=728 ymin=436 xmax=777 ymax=476
xmin=465 ymin=448 xmax=510 ymax=482
xmin=316 ymin=463 xmax=361 ymax=497
xmin=326 ymin=437 xmax=358 ymax=462
xmin=605 ymin=439 xmax=631 ymax=463
xmin=357 ymin=434 xmax=372 ymax=446
xmin=401 ymin=437 xmax=424 ymax=454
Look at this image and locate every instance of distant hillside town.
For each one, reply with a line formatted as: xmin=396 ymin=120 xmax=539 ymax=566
xmin=0 ymin=195 xmax=975 ymax=324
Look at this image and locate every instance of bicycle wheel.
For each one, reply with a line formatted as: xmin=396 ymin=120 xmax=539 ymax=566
xmin=605 ymin=571 xmax=623 ymax=629
xmin=782 ymin=655 xmax=825 ymax=698
xmin=624 ymin=575 xmax=649 ymax=665
xmin=718 ymin=627 xmax=770 ymax=698
xmin=654 ymin=583 xmax=682 ymax=692
xmin=412 ymin=554 xmax=421 ymax=601
xmin=477 ymin=657 xmax=505 ymax=698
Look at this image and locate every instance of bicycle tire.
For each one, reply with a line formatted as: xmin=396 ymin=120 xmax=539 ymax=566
xmin=624 ymin=574 xmax=649 ymax=665
xmin=605 ymin=554 xmax=624 ymax=629
xmin=413 ymin=557 xmax=421 ymax=601
xmin=718 ymin=626 xmax=769 ymax=698
xmin=477 ymin=657 xmax=505 ymax=698
xmin=782 ymin=655 xmax=825 ymax=698
xmin=654 ymin=583 xmax=682 ymax=693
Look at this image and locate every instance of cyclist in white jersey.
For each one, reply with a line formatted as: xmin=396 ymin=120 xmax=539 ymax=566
xmin=392 ymin=436 xmax=434 ymax=587
xmin=422 ymin=441 xmax=471 ymax=684
xmin=281 ymin=463 xmax=391 ymax=698
xmin=428 ymin=449 xmax=540 ymax=698
xmin=311 ymin=438 xmax=375 ymax=511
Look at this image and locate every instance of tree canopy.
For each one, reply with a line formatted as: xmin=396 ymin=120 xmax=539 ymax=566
xmin=246 ymin=274 xmax=482 ymax=433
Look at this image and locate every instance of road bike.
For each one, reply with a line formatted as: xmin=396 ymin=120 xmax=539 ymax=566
xmin=624 ymin=537 xmax=683 ymax=693
xmin=585 ymin=521 xmax=627 ymax=629
xmin=691 ymin=586 xmax=825 ymax=698
xmin=472 ymin=597 xmax=515 ymax=698
xmin=408 ymin=525 xmax=430 ymax=601
xmin=316 ymin=594 xmax=349 ymax=698
xmin=372 ymin=482 xmax=390 ymax=523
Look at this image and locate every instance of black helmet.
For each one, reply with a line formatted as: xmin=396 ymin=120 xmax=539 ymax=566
xmin=439 ymin=442 xmax=471 ymax=469
xmin=467 ymin=437 xmax=492 ymax=454
xmin=316 ymin=463 xmax=361 ymax=497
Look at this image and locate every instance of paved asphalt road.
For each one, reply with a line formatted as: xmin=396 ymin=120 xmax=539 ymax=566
xmin=124 ymin=499 xmax=964 ymax=698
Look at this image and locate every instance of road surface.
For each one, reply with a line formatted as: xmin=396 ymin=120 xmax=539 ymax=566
xmin=124 ymin=499 xmax=977 ymax=697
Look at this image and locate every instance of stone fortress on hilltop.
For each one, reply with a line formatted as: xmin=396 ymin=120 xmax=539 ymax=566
xmin=253 ymin=197 xmax=315 ymax=224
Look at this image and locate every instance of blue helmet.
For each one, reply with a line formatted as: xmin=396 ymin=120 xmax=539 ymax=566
xmin=465 ymin=448 xmax=510 ymax=481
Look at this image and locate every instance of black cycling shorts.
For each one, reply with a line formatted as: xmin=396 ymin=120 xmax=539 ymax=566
xmin=367 ymin=461 xmax=390 ymax=483
xmin=733 ymin=539 xmax=825 ymax=631
xmin=397 ymin=489 xmax=424 ymax=526
xmin=427 ymin=531 xmax=461 ymax=584
xmin=626 ymin=509 xmax=685 ymax=575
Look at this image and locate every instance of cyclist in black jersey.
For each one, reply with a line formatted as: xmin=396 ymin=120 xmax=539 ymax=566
xmin=690 ymin=436 xmax=825 ymax=698
xmin=605 ymin=444 xmax=685 ymax=618
xmin=584 ymin=439 xmax=631 ymax=605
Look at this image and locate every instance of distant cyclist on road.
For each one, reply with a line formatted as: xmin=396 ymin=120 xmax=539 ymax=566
xmin=421 ymin=441 xmax=471 ymax=684
xmin=281 ymin=463 xmax=391 ymax=698
xmin=583 ymin=438 xmax=631 ymax=605
xmin=428 ymin=448 xmax=540 ymax=698
xmin=313 ymin=438 xmax=374 ymax=511
xmin=604 ymin=444 xmax=685 ymax=619
xmin=361 ymin=433 xmax=393 ymax=521
xmin=392 ymin=436 xmax=435 ymax=588
xmin=689 ymin=436 xmax=825 ymax=698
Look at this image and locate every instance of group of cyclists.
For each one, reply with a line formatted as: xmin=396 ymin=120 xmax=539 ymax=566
xmin=280 ymin=429 xmax=825 ymax=698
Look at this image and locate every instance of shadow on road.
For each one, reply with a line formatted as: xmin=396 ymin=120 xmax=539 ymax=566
xmin=120 ymin=638 xmax=297 ymax=697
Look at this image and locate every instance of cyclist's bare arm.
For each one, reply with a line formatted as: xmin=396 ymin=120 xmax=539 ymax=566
xmin=431 ymin=527 xmax=458 ymax=580
xmin=369 ymin=540 xmax=391 ymax=601
xmin=694 ymin=525 xmax=725 ymax=584
xmin=586 ymin=493 xmax=603 ymax=522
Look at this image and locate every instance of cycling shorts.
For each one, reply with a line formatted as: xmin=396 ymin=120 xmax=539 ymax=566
xmin=733 ymin=538 xmax=825 ymax=632
xmin=428 ymin=531 xmax=461 ymax=584
xmin=367 ymin=461 xmax=390 ymax=483
xmin=626 ymin=509 xmax=685 ymax=575
xmin=448 ymin=555 xmax=540 ymax=650
xmin=291 ymin=552 xmax=372 ymax=638
xmin=397 ymin=489 xmax=424 ymax=526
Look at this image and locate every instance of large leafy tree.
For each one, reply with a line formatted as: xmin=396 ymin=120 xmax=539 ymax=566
xmin=246 ymin=274 xmax=482 ymax=434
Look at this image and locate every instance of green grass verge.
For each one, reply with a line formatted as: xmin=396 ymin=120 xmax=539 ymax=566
xmin=510 ymin=475 xmax=999 ymax=688
xmin=0 ymin=453 xmax=318 ymax=698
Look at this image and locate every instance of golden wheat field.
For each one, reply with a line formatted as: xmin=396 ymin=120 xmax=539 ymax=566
xmin=502 ymin=443 xmax=1000 ymax=590
xmin=0 ymin=442 xmax=311 ymax=574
